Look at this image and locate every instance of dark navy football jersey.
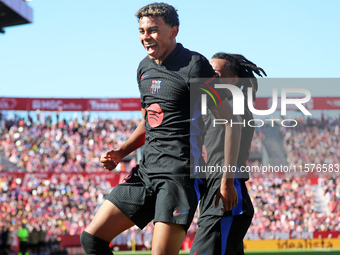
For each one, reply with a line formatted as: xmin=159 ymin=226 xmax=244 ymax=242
xmin=200 ymin=101 xmax=255 ymax=217
xmin=203 ymin=101 xmax=254 ymax=178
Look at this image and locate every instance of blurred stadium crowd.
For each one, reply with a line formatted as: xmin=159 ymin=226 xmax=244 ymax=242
xmin=0 ymin=111 xmax=339 ymax=252
xmin=0 ymin=111 xmax=138 ymax=173
xmin=247 ymin=115 xmax=340 ymax=235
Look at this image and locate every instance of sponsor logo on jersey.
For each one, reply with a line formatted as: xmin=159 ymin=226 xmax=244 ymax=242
xmin=173 ymin=210 xmax=189 ymax=217
xmin=150 ymin=80 xmax=161 ymax=94
xmin=146 ymin=103 xmax=164 ymax=128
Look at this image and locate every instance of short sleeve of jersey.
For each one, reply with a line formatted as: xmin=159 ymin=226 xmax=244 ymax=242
xmin=189 ymin=56 xmax=216 ymax=79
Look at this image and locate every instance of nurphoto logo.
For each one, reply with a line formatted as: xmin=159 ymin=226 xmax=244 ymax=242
xmin=201 ymin=85 xmax=312 ymax=128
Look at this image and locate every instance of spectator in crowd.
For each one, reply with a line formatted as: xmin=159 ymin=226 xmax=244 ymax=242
xmin=17 ymin=223 xmax=29 ymax=255
xmin=0 ymin=226 xmax=10 ymax=255
xmin=29 ymin=227 xmax=39 ymax=255
xmin=37 ymin=226 xmax=46 ymax=255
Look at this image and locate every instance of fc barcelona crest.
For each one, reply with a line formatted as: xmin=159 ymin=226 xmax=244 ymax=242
xmin=150 ymin=80 xmax=161 ymax=94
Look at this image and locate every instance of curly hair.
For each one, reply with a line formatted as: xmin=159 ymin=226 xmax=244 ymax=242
xmin=136 ymin=2 xmax=179 ymax=27
xmin=212 ymin=52 xmax=267 ymax=101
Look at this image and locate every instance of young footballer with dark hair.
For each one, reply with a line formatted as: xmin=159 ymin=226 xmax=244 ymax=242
xmin=190 ymin=53 xmax=266 ymax=255
xmin=80 ymin=4 xmax=239 ymax=254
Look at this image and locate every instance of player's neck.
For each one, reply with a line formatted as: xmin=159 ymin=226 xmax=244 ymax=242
xmin=154 ymin=41 xmax=177 ymax=65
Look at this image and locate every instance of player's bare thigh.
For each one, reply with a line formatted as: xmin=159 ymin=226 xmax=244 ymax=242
xmin=84 ymin=199 xmax=134 ymax=242
xmin=151 ymin=222 xmax=186 ymax=255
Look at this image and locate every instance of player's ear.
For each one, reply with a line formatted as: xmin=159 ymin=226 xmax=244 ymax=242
xmin=170 ymin=26 xmax=179 ymax=39
xmin=231 ymin=75 xmax=239 ymax=86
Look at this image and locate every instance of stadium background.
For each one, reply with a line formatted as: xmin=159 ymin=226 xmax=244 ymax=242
xmin=1 ymin=0 xmax=339 ymax=254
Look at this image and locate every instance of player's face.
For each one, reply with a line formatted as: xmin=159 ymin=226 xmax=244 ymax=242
xmin=210 ymin=59 xmax=234 ymax=79
xmin=210 ymin=58 xmax=239 ymax=89
xmin=139 ymin=16 xmax=178 ymax=64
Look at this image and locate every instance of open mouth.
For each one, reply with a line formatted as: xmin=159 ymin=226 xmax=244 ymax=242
xmin=144 ymin=43 xmax=157 ymax=55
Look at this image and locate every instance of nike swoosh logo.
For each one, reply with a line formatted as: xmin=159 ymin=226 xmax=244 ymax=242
xmin=173 ymin=210 xmax=189 ymax=217
xmin=141 ymin=74 xmax=150 ymax=80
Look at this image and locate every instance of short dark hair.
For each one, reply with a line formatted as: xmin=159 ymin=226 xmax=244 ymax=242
xmin=136 ymin=2 xmax=179 ymax=27
xmin=212 ymin=52 xmax=267 ymax=101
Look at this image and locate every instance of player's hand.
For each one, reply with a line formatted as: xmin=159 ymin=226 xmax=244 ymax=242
xmin=215 ymin=181 xmax=238 ymax=212
xmin=100 ymin=149 xmax=122 ymax=171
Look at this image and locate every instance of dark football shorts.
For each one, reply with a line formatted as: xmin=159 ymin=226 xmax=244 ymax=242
xmin=107 ymin=166 xmax=198 ymax=231
xmin=190 ymin=213 xmax=252 ymax=255
xmin=190 ymin=172 xmax=254 ymax=255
